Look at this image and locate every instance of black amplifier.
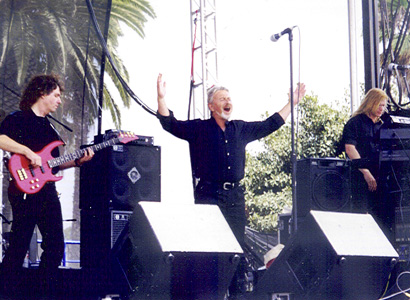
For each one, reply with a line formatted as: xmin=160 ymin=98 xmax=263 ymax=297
xmin=103 ymin=129 xmax=154 ymax=146
xmin=380 ymin=128 xmax=410 ymax=141
xmin=395 ymin=206 xmax=410 ymax=244
xmin=380 ymin=128 xmax=410 ymax=159
xmin=395 ymin=206 xmax=410 ymax=262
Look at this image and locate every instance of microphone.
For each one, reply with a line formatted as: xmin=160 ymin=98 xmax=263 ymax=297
xmin=388 ymin=63 xmax=410 ymax=72
xmin=270 ymin=26 xmax=297 ymax=42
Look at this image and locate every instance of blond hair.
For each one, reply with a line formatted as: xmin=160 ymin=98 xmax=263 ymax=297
xmin=352 ymin=88 xmax=388 ymax=118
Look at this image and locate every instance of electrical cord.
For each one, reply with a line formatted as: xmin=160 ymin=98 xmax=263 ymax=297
xmin=398 ymin=271 xmax=410 ymax=298
xmin=85 ymin=0 xmax=157 ymax=117
xmin=294 ymin=26 xmax=302 ymax=155
xmin=187 ymin=10 xmax=199 ymax=120
xmin=379 ymin=271 xmax=410 ymax=299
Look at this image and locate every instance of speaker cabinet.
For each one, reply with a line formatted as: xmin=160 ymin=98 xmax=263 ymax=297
xmin=80 ymin=209 xmax=132 ymax=267
xmin=114 ymin=202 xmax=243 ymax=300
xmin=255 ymin=211 xmax=398 ymax=300
xmin=278 ymin=213 xmax=292 ymax=245
xmin=80 ymin=209 xmax=132 ymax=296
xmin=80 ymin=144 xmax=161 ymax=211
xmin=296 ymin=158 xmax=351 ymax=217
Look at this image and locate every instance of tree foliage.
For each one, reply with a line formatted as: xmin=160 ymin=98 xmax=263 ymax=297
xmin=379 ymin=0 xmax=410 ymax=68
xmin=0 ymin=0 xmax=155 ymax=242
xmin=0 ymin=0 xmax=155 ymax=130
xmin=379 ymin=0 xmax=410 ymax=109
xmin=243 ymin=95 xmax=350 ymax=232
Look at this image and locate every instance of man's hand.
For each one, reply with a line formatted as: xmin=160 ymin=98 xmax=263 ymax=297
xmin=157 ymin=73 xmax=166 ymax=101
xmin=25 ymin=150 xmax=42 ymax=168
xmin=157 ymin=73 xmax=170 ymax=117
xmin=279 ymin=83 xmax=306 ymax=121
xmin=289 ymin=82 xmax=306 ymax=105
xmin=77 ymin=148 xmax=94 ymax=166
xmin=362 ymin=169 xmax=377 ymax=192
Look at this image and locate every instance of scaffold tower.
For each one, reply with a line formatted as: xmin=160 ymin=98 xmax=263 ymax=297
xmin=189 ymin=0 xmax=219 ymax=120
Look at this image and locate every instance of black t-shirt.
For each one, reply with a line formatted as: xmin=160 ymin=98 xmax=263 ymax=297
xmin=342 ymin=113 xmax=384 ymax=175
xmin=342 ymin=114 xmax=383 ymax=159
xmin=0 ymin=109 xmax=62 ymax=157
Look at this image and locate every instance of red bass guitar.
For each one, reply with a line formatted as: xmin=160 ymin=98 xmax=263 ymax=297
xmin=8 ymin=131 xmax=138 ymax=194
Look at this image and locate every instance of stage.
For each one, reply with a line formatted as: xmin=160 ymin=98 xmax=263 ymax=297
xmin=0 ymin=207 xmax=407 ymax=300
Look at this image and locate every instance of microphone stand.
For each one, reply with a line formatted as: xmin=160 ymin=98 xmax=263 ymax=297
xmin=287 ymin=31 xmax=298 ymax=233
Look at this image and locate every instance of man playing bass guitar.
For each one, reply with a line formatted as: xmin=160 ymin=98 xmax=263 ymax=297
xmin=0 ymin=74 xmax=94 ymax=298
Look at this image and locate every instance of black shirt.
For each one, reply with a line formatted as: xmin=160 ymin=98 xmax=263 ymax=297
xmin=342 ymin=113 xmax=383 ymax=161
xmin=0 ymin=109 xmax=62 ymax=157
xmin=158 ymin=111 xmax=285 ymax=183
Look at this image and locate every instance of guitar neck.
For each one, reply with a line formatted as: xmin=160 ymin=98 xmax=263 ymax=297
xmin=48 ymin=137 xmax=121 ymax=168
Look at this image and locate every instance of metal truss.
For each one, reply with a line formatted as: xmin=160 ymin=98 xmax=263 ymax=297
xmin=189 ymin=0 xmax=219 ymax=120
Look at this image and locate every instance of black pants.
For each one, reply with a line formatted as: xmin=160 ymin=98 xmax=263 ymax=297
xmin=194 ymin=182 xmax=247 ymax=297
xmin=194 ymin=182 xmax=247 ymax=246
xmin=351 ymin=169 xmax=395 ymax=242
xmin=1 ymin=182 xmax=65 ymax=293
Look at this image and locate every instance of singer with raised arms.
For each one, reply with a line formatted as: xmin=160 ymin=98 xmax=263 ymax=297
xmin=156 ymin=73 xmax=305 ymax=298
xmin=0 ymin=74 xmax=94 ymax=298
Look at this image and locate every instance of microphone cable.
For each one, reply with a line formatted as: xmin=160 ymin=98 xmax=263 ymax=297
xmin=188 ymin=10 xmax=199 ymax=120
xmin=85 ymin=0 xmax=157 ymax=117
xmin=294 ymin=26 xmax=302 ymax=156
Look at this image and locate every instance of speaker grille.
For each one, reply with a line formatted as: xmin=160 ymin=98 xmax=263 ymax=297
xmin=296 ymin=158 xmax=351 ymax=217
xmin=312 ymin=170 xmax=350 ymax=211
xmin=80 ymin=144 xmax=161 ymax=211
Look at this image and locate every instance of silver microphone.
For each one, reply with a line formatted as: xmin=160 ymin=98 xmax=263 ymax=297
xmin=388 ymin=63 xmax=410 ymax=72
xmin=270 ymin=26 xmax=297 ymax=42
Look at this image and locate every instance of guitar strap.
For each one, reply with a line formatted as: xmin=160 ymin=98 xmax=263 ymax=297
xmin=46 ymin=114 xmax=73 ymax=133
xmin=46 ymin=114 xmax=73 ymax=146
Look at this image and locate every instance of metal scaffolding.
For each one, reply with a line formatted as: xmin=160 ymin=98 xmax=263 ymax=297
xmin=189 ymin=0 xmax=219 ymax=120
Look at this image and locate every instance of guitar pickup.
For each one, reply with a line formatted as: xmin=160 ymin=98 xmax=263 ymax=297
xmin=17 ymin=169 xmax=28 ymax=180
xmin=29 ymin=166 xmax=35 ymax=177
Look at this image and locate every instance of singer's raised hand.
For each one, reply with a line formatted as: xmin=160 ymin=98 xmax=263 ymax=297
xmin=157 ymin=73 xmax=170 ymax=117
xmin=290 ymin=82 xmax=306 ymax=105
xmin=157 ymin=73 xmax=166 ymax=100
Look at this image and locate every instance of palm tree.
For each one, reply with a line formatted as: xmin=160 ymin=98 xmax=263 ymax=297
xmin=0 ymin=0 xmax=154 ymax=127
xmin=0 ymin=0 xmax=155 ymax=247
xmin=379 ymin=0 xmax=410 ymax=109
